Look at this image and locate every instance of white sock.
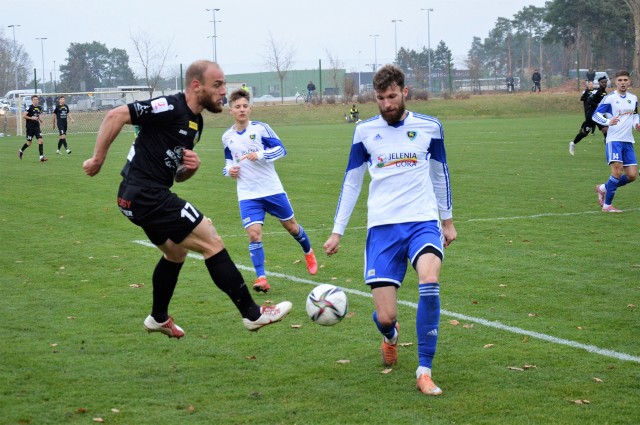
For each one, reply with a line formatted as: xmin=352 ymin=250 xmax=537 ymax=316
xmin=416 ymin=366 xmax=432 ymax=379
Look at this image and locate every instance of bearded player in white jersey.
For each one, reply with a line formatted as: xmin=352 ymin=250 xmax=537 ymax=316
xmin=593 ymin=70 xmax=640 ymax=213
xmin=324 ymin=64 xmax=457 ymax=396
xmin=222 ymin=89 xmax=318 ymax=293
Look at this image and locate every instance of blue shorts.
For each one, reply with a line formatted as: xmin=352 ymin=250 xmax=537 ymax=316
xmin=364 ymin=221 xmax=444 ymax=287
xmin=239 ymin=193 xmax=294 ymax=228
xmin=606 ymin=141 xmax=637 ymax=166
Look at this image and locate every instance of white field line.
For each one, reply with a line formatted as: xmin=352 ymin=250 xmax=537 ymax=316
xmin=133 ymin=239 xmax=640 ymax=364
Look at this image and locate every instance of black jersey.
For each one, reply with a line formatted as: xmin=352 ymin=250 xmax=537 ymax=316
xmin=585 ymin=88 xmax=607 ymax=117
xmin=121 ymin=93 xmax=203 ymax=189
xmin=53 ymin=104 xmax=70 ymax=123
xmin=25 ymin=104 xmax=42 ymax=131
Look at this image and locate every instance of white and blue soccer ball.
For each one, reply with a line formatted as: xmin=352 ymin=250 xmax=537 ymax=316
xmin=306 ymin=284 xmax=348 ymax=326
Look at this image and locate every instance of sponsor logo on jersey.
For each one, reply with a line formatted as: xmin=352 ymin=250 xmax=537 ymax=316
xmin=151 ymin=97 xmax=169 ymax=113
xmin=189 ymin=120 xmax=198 ymax=130
xmin=133 ymin=103 xmax=151 ymax=117
xmin=407 ymin=131 xmax=417 ymax=140
xmin=376 ymin=152 xmax=418 ymax=168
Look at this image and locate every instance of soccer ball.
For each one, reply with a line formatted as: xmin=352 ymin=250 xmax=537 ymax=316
xmin=306 ymin=284 xmax=348 ymax=326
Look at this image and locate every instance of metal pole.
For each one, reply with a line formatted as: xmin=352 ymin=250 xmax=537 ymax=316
xmin=369 ymin=34 xmax=379 ymax=72
xmin=8 ymin=24 xmax=21 ymax=90
xmin=358 ymin=50 xmax=361 ymax=94
xmin=421 ymin=8 xmax=434 ymax=92
xmin=206 ymin=8 xmax=221 ymax=62
xmin=207 ymin=36 xmax=215 ymax=62
xmin=53 ymin=60 xmax=57 ymax=92
xmin=391 ymin=20 xmax=402 ymax=62
xmin=36 ymin=37 xmax=47 ymax=91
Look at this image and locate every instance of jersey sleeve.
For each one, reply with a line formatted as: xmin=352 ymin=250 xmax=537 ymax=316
xmin=258 ymin=123 xmax=286 ymax=162
xmin=428 ymin=137 xmax=453 ymax=220
xmin=593 ymin=99 xmax=612 ymax=126
xmin=128 ymin=96 xmax=175 ymax=126
xmin=332 ymin=135 xmax=369 ymax=235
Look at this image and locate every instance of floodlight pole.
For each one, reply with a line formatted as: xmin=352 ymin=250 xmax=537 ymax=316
xmin=421 ymin=8 xmax=434 ymax=92
xmin=391 ymin=20 xmax=402 ymax=63
xmin=206 ymin=8 xmax=221 ymax=62
xmin=8 ymin=24 xmax=21 ymax=90
xmin=369 ymin=34 xmax=379 ymax=72
xmin=36 ymin=37 xmax=47 ymax=91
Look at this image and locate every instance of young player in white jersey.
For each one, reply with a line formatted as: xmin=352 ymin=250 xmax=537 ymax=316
xmin=592 ymin=70 xmax=640 ymax=212
xmin=222 ymin=89 xmax=318 ymax=293
xmin=323 ymin=64 xmax=457 ymax=396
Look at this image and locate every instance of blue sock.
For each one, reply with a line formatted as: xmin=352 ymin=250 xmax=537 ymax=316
xmin=372 ymin=310 xmax=397 ymax=341
xmin=417 ymin=283 xmax=440 ymax=369
xmin=617 ymin=174 xmax=629 ymax=188
xmin=249 ymin=242 xmax=265 ymax=277
xmin=604 ymin=176 xmax=620 ymax=205
xmin=294 ymin=225 xmax=312 ymax=253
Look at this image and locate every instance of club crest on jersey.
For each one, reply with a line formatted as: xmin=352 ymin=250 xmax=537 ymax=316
xmin=250 ymin=134 xmax=256 ymax=140
xmin=407 ymin=131 xmax=417 ymax=140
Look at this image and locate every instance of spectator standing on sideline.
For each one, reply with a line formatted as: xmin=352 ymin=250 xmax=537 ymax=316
xmin=306 ymin=81 xmax=316 ymax=102
xmin=506 ymin=73 xmax=515 ymax=93
xmin=570 ymin=77 xmax=609 ymax=155
xmin=19 ymin=95 xmax=47 ymax=162
xmin=324 ymin=64 xmax=456 ymax=396
xmin=53 ymin=95 xmax=75 ymax=154
xmin=593 ymin=70 xmax=640 ymax=212
xmin=586 ymin=68 xmax=596 ymax=83
xmin=531 ymin=69 xmax=542 ymax=93
xmin=83 ymin=60 xmax=292 ymax=337
xmin=222 ymin=89 xmax=318 ymax=293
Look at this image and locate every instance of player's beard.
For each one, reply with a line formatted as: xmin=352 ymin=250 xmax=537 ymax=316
xmin=379 ymin=97 xmax=406 ymax=125
xmin=201 ymin=92 xmax=223 ymax=114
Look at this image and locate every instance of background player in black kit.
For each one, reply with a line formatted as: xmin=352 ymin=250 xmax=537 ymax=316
xmin=83 ymin=60 xmax=292 ymax=338
xmin=19 ymin=95 xmax=48 ymax=162
xmin=52 ymin=95 xmax=74 ymax=154
xmin=569 ymin=76 xmax=609 ymax=156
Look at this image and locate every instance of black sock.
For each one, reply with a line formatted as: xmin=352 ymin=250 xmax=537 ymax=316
xmin=20 ymin=143 xmax=29 ymax=152
xmin=205 ymin=249 xmax=260 ymax=320
xmin=151 ymin=257 xmax=184 ymax=322
xmin=573 ymin=132 xmax=586 ymax=144
xmin=63 ymin=140 xmax=68 ymax=149
xmin=38 ymin=144 xmax=43 ymax=156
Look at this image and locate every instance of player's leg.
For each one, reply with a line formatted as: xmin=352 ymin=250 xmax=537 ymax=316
xmin=366 ymin=224 xmax=406 ymax=367
xmin=239 ymin=199 xmax=269 ymax=291
xmin=410 ymin=221 xmax=444 ymax=395
xmin=269 ymin=193 xmax=317 ymax=274
xmin=601 ymin=143 xmax=625 ymax=211
xmin=37 ymin=135 xmax=47 ymax=162
xmin=19 ymin=134 xmax=32 ymax=159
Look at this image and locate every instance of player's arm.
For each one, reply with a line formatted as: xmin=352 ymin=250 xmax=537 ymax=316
xmin=83 ymin=105 xmax=131 ymax=176
xmin=68 ymin=111 xmax=75 ymax=124
xmin=175 ymin=149 xmax=200 ymax=183
xmin=593 ymin=101 xmax=615 ymax=126
xmin=428 ymin=136 xmax=456 ymax=247
xmin=221 ymin=146 xmax=239 ymax=178
xmin=259 ymin=136 xmax=286 ymax=162
xmin=324 ymin=140 xmax=368 ymax=256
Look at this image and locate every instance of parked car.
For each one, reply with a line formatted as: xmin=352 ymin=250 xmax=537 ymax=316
xmin=593 ymin=71 xmax=611 ymax=87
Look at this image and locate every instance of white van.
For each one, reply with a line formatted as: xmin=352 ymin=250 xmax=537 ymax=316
xmin=3 ymin=89 xmax=42 ymax=107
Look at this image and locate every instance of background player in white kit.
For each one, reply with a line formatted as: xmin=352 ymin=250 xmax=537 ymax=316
xmin=222 ymin=89 xmax=318 ymax=293
xmin=323 ymin=64 xmax=457 ymax=396
xmin=592 ymin=70 xmax=640 ymax=212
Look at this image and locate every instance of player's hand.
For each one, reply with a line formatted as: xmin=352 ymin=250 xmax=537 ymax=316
xmin=441 ymin=219 xmax=457 ymax=248
xmin=635 ymin=123 xmax=640 ymax=131
xmin=181 ymin=149 xmax=201 ymax=171
xmin=246 ymin=152 xmax=259 ymax=162
xmin=323 ymin=233 xmax=342 ymax=256
xmin=609 ymin=116 xmax=620 ymax=126
xmin=83 ymin=157 xmax=103 ymax=176
xmin=228 ymin=165 xmax=240 ymax=178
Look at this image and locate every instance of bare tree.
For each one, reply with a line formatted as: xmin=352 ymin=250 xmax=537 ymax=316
xmin=130 ymin=31 xmax=173 ymax=98
xmin=263 ymin=32 xmax=295 ymax=103
xmin=325 ymin=49 xmax=343 ymax=99
xmin=624 ymin=0 xmax=640 ymax=86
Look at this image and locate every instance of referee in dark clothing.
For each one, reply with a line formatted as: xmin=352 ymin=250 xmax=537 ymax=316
xmin=83 ymin=60 xmax=292 ymax=337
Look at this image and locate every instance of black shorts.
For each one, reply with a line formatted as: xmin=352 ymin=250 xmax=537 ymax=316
xmin=117 ymin=182 xmax=204 ymax=245
xmin=26 ymin=128 xmax=42 ymax=141
xmin=581 ymin=119 xmax=606 ymax=134
xmin=57 ymin=122 xmax=67 ymax=135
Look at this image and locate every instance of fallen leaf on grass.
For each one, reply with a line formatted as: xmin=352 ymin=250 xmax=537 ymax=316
xmin=336 ymin=359 xmax=351 ymax=364
xmin=571 ymin=400 xmax=590 ymax=404
xmin=67 ymin=316 xmax=76 ymax=320
xmin=449 ymin=320 xmax=460 ymax=325
xmin=577 ymin=326 xmax=583 ymax=330
xmin=346 ymin=312 xmax=356 ymax=318
xmin=508 ymin=367 xmax=524 ymax=371
xmin=129 ymin=283 xmax=144 ymax=288
xmin=399 ymin=342 xmax=413 ymax=347
xmin=111 ymin=408 xmax=120 ymax=413
xmin=472 ymin=300 xmax=479 ymax=304
xmin=59 ymin=266 xmax=65 ymax=270
xmin=381 ymin=368 xmax=393 ymax=374
xmin=187 ymin=405 xmax=196 ymax=413
xmin=331 ymin=276 xmax=338 ymax=280
xmin=463 ymin=324 xmax=474 ymax=329
xmin=293 ymin=259 xmax=301 ymax=264
xmin=523 ymin=364 xmax=537 ymax=369
xmin=290 ymin=324 xmax=302 ymax=329
xmin=483 ymin=344 xmax=494 ymax=349
xmin=528 ymin=313 xmax=537 ymax=317
xmin=49 ymin=343 xmax=58 ymax=347
xmin=627 ymin=304 xmax=637 ymax=310
xmin=521 ymin=336 xmax=529 ymax=343
xmin=345 ymin=278 xmax=352 ymax=283
xmin=499 ymin=284 xmax=507 ymax=287
xmin=246 ymin=356 xmax=257 ymax=360
xmin=92 ymin=418 xmax=104 ymax=423
xmin=76 ymin=408 xmax=88 ymax=413
xmin=592 ymin=377 xmax=603 ymax=383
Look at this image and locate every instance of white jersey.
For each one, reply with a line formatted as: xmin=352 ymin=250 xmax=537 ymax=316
xmin=221 ymin=121 xmax=286 ymax=200
xmin=332 ymin=111 xmax=452 ymax=235
xmin=593 ymin=90 xmax=639 ymax=143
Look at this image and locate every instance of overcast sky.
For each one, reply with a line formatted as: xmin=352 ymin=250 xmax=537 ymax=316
xmin=3 ymin=0 xmax=547 ymax=81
